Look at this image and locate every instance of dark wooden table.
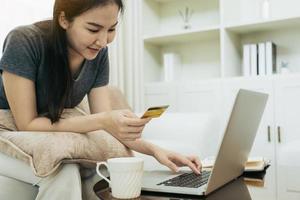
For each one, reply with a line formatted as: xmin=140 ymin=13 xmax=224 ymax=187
xmin=94 ymin=177 xmax=252 ymax=200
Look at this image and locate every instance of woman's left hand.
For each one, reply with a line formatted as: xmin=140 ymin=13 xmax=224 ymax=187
xmin=152 ymin=146 xmax=202 ymax=174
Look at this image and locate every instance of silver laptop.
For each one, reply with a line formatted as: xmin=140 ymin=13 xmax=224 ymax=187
xmin=142 ymin=89 xmax=268 ymax=196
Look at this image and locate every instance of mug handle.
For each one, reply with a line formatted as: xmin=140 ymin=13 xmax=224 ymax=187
xmin=96 ymin=162 xmax=111 ymax=184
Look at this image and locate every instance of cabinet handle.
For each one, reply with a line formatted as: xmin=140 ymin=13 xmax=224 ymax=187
xmin=267 ymin=126 xmax=271 ymax=142
xmin=277 ymin=126 xmax=281 ymax=143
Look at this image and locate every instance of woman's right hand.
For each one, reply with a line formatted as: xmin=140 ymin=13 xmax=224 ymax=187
xmin=103 ymin=109 xmax=151 ymax=141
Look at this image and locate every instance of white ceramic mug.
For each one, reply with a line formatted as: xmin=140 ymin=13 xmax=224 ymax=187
xmin=96 ymin=157 xmax=144 ymax=199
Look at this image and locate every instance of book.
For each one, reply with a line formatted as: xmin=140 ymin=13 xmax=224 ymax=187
xmin=243 ymin=164 xmax=270 ymax=186
xmin=202 ymin=157 xmax=270 ymax=186
xmin=250 ymin=44 xmax=258 ymax=76
xmin=243 ymin=44 xmax=251 ymax=77
xmin=163 ymin=53 xmax=181 ymax=82
xmin=258 ymin=42 xmax=266 ymax=76
xmin=243 ymin=165 xmax=270 ymax=180
xmin=202 ymin=156 xmax=270 ymax=172
xmin=245 ymin=156 xmax=269 ymax=171
xmin=266 ymin=41 xmax=277 ymax=75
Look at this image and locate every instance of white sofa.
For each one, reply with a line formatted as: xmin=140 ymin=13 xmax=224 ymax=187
xmin=136 ymin=112 xmax=222 ymax=171
xmin=0 ymin=112 xmax=221 ymax=199
xmin=0 ymin=176 xmax=38 ymax=200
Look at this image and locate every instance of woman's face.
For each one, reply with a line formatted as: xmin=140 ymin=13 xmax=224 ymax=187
xmin=60 ymin=3 xmax=119 ymax=61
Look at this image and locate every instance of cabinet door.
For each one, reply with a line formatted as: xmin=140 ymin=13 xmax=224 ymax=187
xmin=144 ymin=83 xmax=178 ymax=112
xmin=222 ymin=78 xmax=277 ymax=200
xmin=274 ymin=75 xmax=300 ymax=200
xmin=177 ymin=80 xmax=222 ymax=114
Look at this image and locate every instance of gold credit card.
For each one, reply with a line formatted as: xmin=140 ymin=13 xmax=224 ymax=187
xmin=141 ymin=105 xmax=169 ymax=119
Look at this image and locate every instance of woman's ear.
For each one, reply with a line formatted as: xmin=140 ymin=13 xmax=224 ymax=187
xmin=58 ymin=11 xmax=70 ymax=30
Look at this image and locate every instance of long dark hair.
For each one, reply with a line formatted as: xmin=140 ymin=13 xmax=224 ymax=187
xmin=46 ymin=0 xmax=124 ymax=123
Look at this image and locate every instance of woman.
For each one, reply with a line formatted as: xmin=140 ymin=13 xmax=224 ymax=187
xmin=0 ymin=0 xmax=201 ymax=199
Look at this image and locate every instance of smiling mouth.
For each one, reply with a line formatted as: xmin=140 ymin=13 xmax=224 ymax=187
xmin=88 ymin=47 xmax=100 ymax=51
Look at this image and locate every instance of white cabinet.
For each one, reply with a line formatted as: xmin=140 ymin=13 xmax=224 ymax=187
xmin=144 ymin=80 xmax=222 ymax=115
xmin=144 ymin=82 xmax=178 ymax=112
xmin=177 ymin=80 xmax=222 ymax=114
xmin=274 ymin=76 xmax=300 ymax=200
xmin=144 ymin=74 xmax=300 ymax=200
xmin=221 ymin=75 xmax=300 ymax=200
xmin=222 ymin=77 xmax=277 ymax=200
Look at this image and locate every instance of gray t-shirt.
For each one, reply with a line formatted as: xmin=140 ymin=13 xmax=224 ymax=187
xmin=0 ymin=21 xmax=109 ymax=114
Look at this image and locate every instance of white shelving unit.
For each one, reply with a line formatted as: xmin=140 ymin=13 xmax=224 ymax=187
xmin=142 ymin=0 xmax=220 ymax=83
xmin=137 ymin=1 xmax=300 ymax=200
xmin=223 ymin=17 xmax=300 ymax=77
xmin=143 ymin=0 xmax=220 ymax=37
xmin=140 ymin=0 xmax=300 ymax=108
xmin=140 ymin=0 xmax=300 ymax=85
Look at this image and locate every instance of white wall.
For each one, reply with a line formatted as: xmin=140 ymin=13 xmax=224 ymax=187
xmin=0 ymin=0 xmax=54 ymax=55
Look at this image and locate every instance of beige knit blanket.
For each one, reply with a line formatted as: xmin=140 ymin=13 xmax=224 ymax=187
xmin=0 ymin=108 xmax=133 ymax=177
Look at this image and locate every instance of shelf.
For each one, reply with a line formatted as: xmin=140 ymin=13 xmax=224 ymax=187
xmin=142 ymin=0 xmax=220 ymax=37
xmin=145 ymin=78 xmax=222 ymax=86
xmin=145 ymin=81 xmax=176 ymax=87
xmin=153 ymin=0 xmax=174 ymax=3
xmin=222 ymin=18 xmax=300 ymax=78
xmin=145 ymin=73 xmax=300 ymax=87
xmin=225 ymin=16 xmax=300 ymax=34
xmin=143 ymin=26 xmax=220 ymax=45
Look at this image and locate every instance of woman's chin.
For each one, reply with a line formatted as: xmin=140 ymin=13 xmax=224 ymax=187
xmin=84 ymin=53 xmax=98 ymax=60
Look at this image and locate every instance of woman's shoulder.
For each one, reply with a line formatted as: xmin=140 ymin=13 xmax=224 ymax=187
xmin=6 ymin=20 xmax=51 ymax=44
xmin=2 ymin=21 xmax=52 ymax=61
xmin=1 ymin=21 xmax=52 ymax=70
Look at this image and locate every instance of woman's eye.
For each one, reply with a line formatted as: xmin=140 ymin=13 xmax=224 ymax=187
xmin=108 ymin=29 xmax=116 ymax=32
xmin=88 ymin=29 xmax=99 ymax=33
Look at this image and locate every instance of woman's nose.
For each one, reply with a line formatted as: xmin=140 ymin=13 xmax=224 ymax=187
xmin=95 ymin=32 xmax=108 ymax=48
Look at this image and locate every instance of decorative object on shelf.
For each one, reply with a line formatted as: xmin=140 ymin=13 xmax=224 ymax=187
xmin=280 ymin=61 xmax=290 ymax=74
xmin=163 ymin=52 xmax=182 ymax=82
xmin=261 ymin=0 xmax=270 ymax=20
xmin=178 ymin=6 xmax=193 ymax=29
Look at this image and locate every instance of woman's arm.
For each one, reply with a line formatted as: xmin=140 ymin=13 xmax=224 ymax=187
xmin=121 ymin=139 xmax=201 ymax=174
xmin=88 ymin=86 xmax=150 ymax=140
xmin=2 ymin=71 xmax=106 ymax=133
xmin=89 ymin=86 xmax=202 ymax=174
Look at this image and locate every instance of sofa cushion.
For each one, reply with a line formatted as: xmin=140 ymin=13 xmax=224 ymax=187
xmin=0 ymin=108 xmax=132 ymax=177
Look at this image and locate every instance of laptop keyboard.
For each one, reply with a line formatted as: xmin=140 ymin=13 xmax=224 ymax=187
xmin=157 ymin=171 xmax=211 ymax=188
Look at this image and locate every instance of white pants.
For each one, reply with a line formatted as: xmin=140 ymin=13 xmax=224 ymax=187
xmin=0 ymin=152 xmax=103 ymax=200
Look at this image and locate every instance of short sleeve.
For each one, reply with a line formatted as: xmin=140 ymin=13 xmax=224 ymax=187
xmin=0 ymin=26 xmax=40 ymax=81
xmin=92 ymin=47 xmax=110 ymax=88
